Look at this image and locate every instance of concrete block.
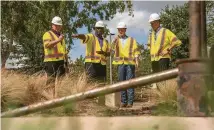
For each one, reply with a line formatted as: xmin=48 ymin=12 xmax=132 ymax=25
xmin=105 ymin=92 xmax=121 ymax=108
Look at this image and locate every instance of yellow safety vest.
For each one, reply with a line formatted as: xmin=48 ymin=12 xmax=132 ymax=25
xmin=42 ymin=30 xmax=67 ymax=62
xmin=148 ymin=27 xmax=182 ymax=61
xmin=82 ymin=34 xmax=109 ymax=65
xmin=112 ymin=37 xmax=140 ymax=65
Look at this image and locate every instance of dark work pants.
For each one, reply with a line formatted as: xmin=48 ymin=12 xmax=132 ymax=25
xmin=85 ymin=62 xmax=106 ymax=82
xmin=151 ymin=58 xmax=170 ymax=73
xmin=118 ymin=65 xmax=135 ymax=105
xmin=44 ymin=60 xmax=65 ymax=84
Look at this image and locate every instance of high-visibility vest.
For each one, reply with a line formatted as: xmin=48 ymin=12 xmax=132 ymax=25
xmin=42 ymin=30 xmax=67 ymax=62
xmin=148 ymin=27 xmax=182 ymax=61
xmin=82 ymin=34 xmax=109 ymax=65
xmin=112 ymin=37 xmax=140 ymax=65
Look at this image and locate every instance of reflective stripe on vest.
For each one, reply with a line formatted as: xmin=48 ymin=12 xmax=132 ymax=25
xmin=43 ymin=39 xmax=51 ymax=42
xmin=114 ymin=37 xmax=134 ymax=62
xmin=129 ymin=37 xmax=134 ymax=57
xmin=151 ymin=29 xmax=166 ymax=58
xmin=115 ymin=38 xmax=119 ymax=57
xmin=157 ymin=29 xmax=166 ymax=55
xmin=150 ymin=34 xmax=152 ymax=49
xmin=91 ymin=35 xmax=96 ymax=57
xmin=85 ymin=35 xmax=89 ymax=43
xmin=48 ymin=31 xmax=58 ymax=56
xmin=85 ymin=56 xmax=106 ymax=62
xmin=45 ymin=54 xmax=64 ymax=58
xmin=171 ymin=37 xmax=178 ymax=44
xmin=105 ymin=39 xmax=109 ymax=52
xmin=45 ymin=31 xmax=63 ymax=59
xmin=113 ymin=57 xmax=134 ymax=61
xmin=85 ymin=35 xmax=107 ymax=63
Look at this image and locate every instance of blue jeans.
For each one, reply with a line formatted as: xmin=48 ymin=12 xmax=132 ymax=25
xmin=118 ymin=64 xmax=135 ymax=105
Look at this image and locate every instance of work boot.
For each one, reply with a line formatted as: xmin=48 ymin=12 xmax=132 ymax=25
xmin=120 ymin=103 xmax=127 ymax=108
xmin=127 ymin=104 xmax=133 ymax=108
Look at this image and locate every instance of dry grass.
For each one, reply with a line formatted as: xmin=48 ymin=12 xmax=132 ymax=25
xmin=57 ymin=70 xmax=99 ymax=97
xmin=1 ymin=70 xmax=29 ymax=109
xmin=1 ymin=69 xmax=100 ymax=111
xmin=153 ymin=79 xmax=178 ymax=106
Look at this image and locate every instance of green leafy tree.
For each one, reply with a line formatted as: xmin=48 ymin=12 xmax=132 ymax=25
xmin=137 ymin=43 xmax=151 ymax=76
xmin=1 ymin=2 xmax=32 ymax=69
xmin=1 ymin=1 xmax=133 ymax=72
xmin=160 ymin=2 xmax=214 ymax=67
xmin=207 ymin=1 xmax=214 ymax=46
xmin=160 ymin=4 xmax=189 ymax=67
xmin=72 ymin=55 xmax=85 ymax=74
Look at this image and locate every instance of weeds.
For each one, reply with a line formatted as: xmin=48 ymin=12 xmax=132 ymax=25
xmin=1 ymin=69 xmax=99 ymax=112
xmin=151 ymin=79 xmax=178 ymax=116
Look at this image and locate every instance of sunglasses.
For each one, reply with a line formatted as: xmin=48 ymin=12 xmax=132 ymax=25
xmin=96 ymin=27 xmax=104 ymax=30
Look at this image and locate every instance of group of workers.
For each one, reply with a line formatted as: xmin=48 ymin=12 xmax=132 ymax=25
xmin=42 ymin=13 xmax=182 ymax=108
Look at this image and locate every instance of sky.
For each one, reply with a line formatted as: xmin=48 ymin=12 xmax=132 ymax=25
xmin=6 ymin=1 xmax=187 ymax=68
xmin=70 ymin=1 xmax=187 ymax=61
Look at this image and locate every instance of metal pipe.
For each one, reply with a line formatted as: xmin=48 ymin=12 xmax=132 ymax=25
xmin=176 ymin=1 xmax=208 ymax=117
xmin=109 ymin=33 xmax=115 ymax=84
xmin=200 ymin=1 xmax=207 ymax=57
xmin=1 ymin=68 xmax=178 ymax=117
xmin=189 ymin=1 xmax=201 ymax=58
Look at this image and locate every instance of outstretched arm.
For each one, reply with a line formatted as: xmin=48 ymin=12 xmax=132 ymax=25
xmin=71 ymin=34 xmax=86 ymax=41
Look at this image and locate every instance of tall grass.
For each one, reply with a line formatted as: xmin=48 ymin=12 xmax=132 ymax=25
xmin=153 ymin=79 xmax=177 ymax=105
xmin=1 ymin=69 xmax=99 ymax=112
xmin=151 ymin=79 xmax=178 ymax=115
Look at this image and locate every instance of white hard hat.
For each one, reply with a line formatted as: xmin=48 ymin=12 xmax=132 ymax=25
xmin=95 ymin=21 xmax=104 ymax=28
xmin=51 ymin=16 xmax=63 ymax=25
xmin=149 ymin=13 xmax=160 ymax=23
xmin=117 ymin=22 xmax=127 ymax=29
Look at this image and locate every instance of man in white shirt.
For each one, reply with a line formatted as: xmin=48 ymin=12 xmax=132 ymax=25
xmin=112 ymin=22 xmax=140 ymax=108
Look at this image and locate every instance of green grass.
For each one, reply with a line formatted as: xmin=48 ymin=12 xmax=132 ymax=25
xmin=152 ymin=102 xmax=178 ymax=116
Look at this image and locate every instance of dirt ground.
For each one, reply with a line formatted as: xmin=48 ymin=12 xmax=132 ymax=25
xmin=29 ymin=99 xmax=154 ymax=117
xmin=27 ymin=88 xmax=156 ymax=117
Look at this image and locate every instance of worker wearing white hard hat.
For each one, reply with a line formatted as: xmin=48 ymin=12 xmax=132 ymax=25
xmin=42 ymin=16 xmax=68 ymax=98
xmin=50 ymin=16 xmax=63 ymax=33
xmin=71 ymin=21 xmax=110 ymax=84
xmin=147 ymin=13 xmax=182 ymax=73
xmin=112 ymin=22 xmax=140 ymax=108
xmin=148 ymin=13 xmax=160 ymax=23
xmin=52 ymin=16 xmax=63 ymax=25
xmin=117 ymin=22 xmax=127 ymax=28
xmin=94 ymin=20 xmax=105 ymax=28
xmin=93 ymin=20 xmax=105 ymax=38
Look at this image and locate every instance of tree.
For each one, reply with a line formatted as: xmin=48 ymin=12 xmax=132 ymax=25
xmin=137 ymin=44 xmax=151 ymax=76
xmin=72 ymin=55 xmax=85 ymax=74
xmin=160 ymin=2 xmax=214 ymax=67
xmin=1 ymin=1 xmax=133 ymax=72
xmin=160 ymin=4 xmax=189 ymax=67
xmin=1 ymin=2 xmax=31 ymax=69
xmin=207 ymin=1 xmax=214 ymax=46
